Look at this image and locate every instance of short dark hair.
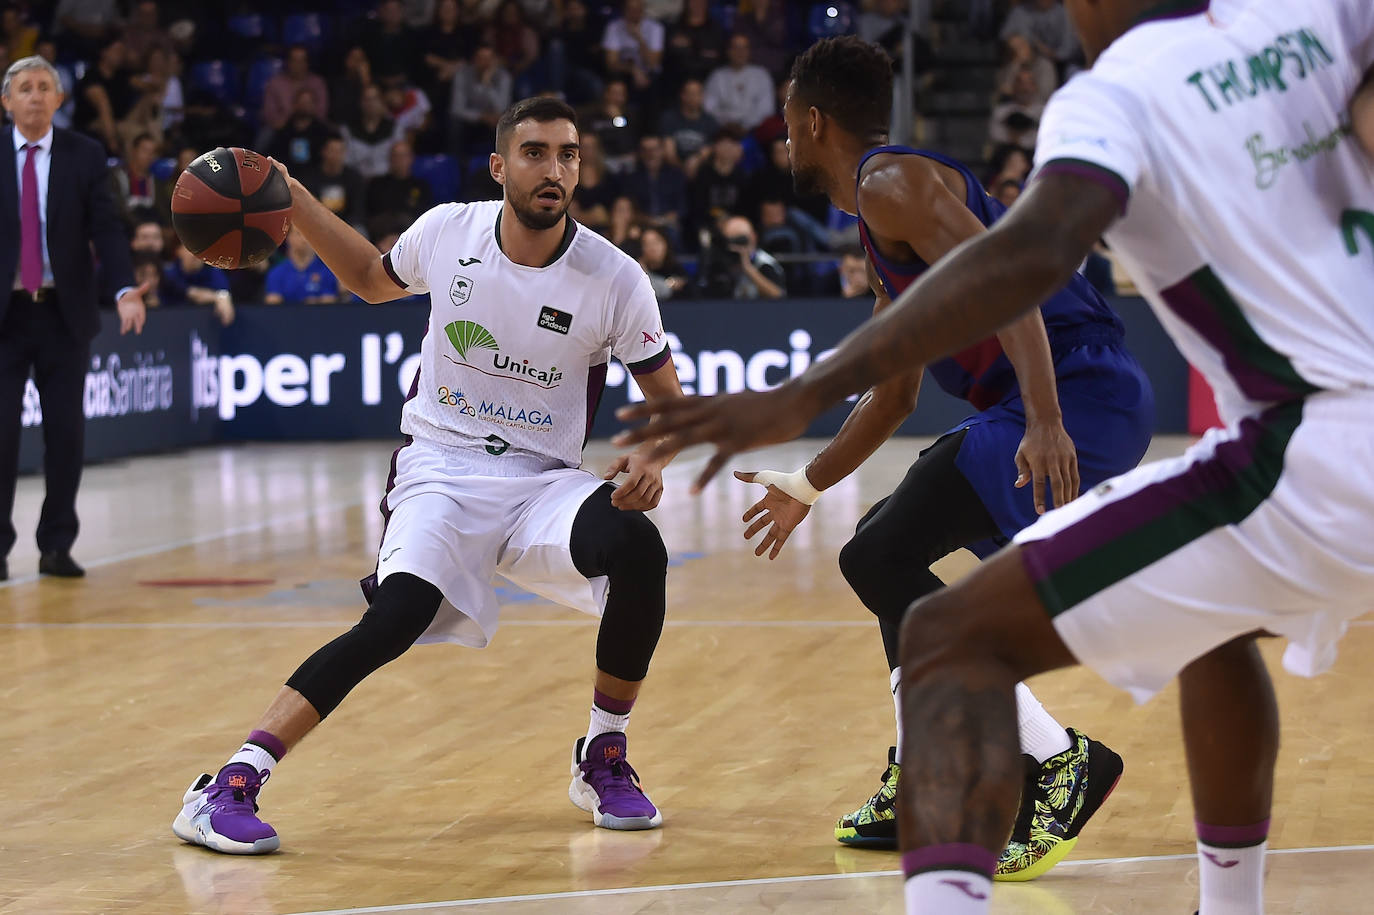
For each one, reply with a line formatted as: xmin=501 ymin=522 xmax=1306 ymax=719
xmin=788 ymin=36 xmax=894 ymax=139
xmin=495 ymin=96 xmax=579 ymax=154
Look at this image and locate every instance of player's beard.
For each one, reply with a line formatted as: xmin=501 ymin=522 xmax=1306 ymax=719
xmin=510 ymin=183 xmax=571 ymax=231
xmin=791 ymin=160 xmax=827 ymax=198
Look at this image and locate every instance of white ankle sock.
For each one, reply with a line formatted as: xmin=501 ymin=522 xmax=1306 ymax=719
xmin=903 ymin=870 xmax=992 ymax=914
xmin=584 ymin=706 xmax=630 ymax=757
xmin=1014 ymin=682 xmax=1073 ymax=763
xmin=1197 ymin=839 xmax=1266 ymax=914
xmin=891 ymin=667 xmax=904 ymax=758
xmin=226 ymin=742 xmax=279 ymax=778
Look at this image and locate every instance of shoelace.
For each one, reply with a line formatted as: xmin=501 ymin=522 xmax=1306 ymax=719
xmin=206 ymin=769 xmax=270 ymax=812
xmin=580 ymin=756 xmax=644 ymax=801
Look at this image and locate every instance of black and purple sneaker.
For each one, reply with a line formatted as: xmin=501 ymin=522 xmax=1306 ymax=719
xmin=569 ymin=732 xmax=663 ymax=830
xmin=172 ymin=763 xmax=280 ymax=854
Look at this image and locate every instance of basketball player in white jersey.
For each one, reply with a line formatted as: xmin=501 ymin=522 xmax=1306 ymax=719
xmin=615 ymin=1 xmax=1374 ymax=911
xmin=174 ymin=98 xmax=685 ymax=854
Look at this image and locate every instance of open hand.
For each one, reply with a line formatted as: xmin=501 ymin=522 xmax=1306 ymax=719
xmin=603 ymin=450 xmax=666 ymax=511
xmin=735 ymin=470 xmax=811 ymax=559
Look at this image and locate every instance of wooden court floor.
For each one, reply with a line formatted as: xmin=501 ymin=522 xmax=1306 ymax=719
xmin=2 ymin=437 xmax=1371 ymax=915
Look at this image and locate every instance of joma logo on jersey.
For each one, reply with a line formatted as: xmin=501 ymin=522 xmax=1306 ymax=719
xmin=443 ymin=320 xmax=564 ymax=389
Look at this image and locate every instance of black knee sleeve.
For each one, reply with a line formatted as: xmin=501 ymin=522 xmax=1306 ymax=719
xmin=286 ymin=571 xmax=442 ymax=719
xmin=570 ymin=485 xmax=667 ymax=683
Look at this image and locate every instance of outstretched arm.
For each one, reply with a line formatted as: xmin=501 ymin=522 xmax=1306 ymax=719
xmin=615 ymin=172 xmax=1120 ymax=489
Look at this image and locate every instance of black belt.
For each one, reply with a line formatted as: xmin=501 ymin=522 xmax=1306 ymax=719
xmin=11 ymin=287 xmax=56 ymax=303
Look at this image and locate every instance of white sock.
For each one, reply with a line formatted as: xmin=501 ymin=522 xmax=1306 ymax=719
xmin=1014 ymin=682 xmax=1073 ymax=763
xmin=903 ymin=871 xmax=992 ymax=914
xmin=891 ymin=667 xmax=905 ymax=759
xmin=1197 ymin=839 xmax=1266 ymax=915
xmin=226 ymin=742 xmax=279 ymax=778
xmin=584 ymin=706 xmax=630 ymax=758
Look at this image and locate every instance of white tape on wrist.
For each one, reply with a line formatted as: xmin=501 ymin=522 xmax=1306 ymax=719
xmin=750 ymin=467 xmax=823 ymax=505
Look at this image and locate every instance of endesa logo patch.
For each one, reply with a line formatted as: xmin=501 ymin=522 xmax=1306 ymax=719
xmin=537 ymin=306 xmax=572 ymax=335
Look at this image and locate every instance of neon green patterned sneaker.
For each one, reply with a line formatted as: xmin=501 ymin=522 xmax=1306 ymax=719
xmin=834 ymin=747 xmax=900 ymax=848
xmin=995 ymin=729 xmax=1123 ymax=882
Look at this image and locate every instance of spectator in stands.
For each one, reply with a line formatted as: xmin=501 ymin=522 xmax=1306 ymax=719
xmin=602 ymin=0 xmax=663 ymax=99
xmin=52 ymin=0 xmax=121 ymax=59
xmin=606 ymin=194 xmax=641 ymax=250
xmin=659 ymin=78 xmax=717 ymax=179
xmin=364 ymin=0 xmax=421 ymax=86
xmin=569 ymin=132 xmax=617 ymax=234
xmin=420 ymin=0 xmax=472 ymax=125
xmin=33 ymin=39 xmax=74 ymax=128
xmin=985 ymin=142 xmax=1031 ymax=187
xmin=836 ymin=246 xmax=869 ymax=299
xmin=383 ymin=81 xmax=432 ymax=148
xmin=859 ymin=0 xmax=907 ymax=49
xmin=687 ymin=127 xmax=749 ymax=242
xmin=110 ymin=131 xmax=158 ymax=223
xmin=261 ymin=46 xmax=330 ymax=137
xmin=121 ymin=0 xmax=171 ymax=68
xmin=987 ymin=65 xmax=1044 ymax=153
xmin=993 ymin=177 xmax=1021 ymax=208
xmin=663 ymin=0 xmax=725 ymax=86
xmin=301 ymin=135 xmax=367 ymax=229
xmin=132 ymin=251 xmax=161 ymax=307
xmin=264 ymin=227 xmax=340 ymax=305
xmin=161 ymin=241 xmax=235 ymax=324
xmin=365 ymin=139 xmax=433 ymax=227
xmin=145 ymin=47 xmax=183 ymax=140
xmin=997 ymin=33 xmax=1056 ymax=107
xmin=703 ymin=34 xmax=775 ymax=135
xmin=131 ymin=218 xmax=166 ymax=258
xmin=719 ymin=213 xmax=784 ymax=299
xmin=732 ymin=0 xmax=789 ymax=79
xmin=756 ymin=197 xmax=807 ymax=291
xmin=621 ymin=134 xmax=686 ymax=238
xmin=267 ymin=87 xmax=334 ymax=169
xmin=999 ymin=0 xmax=1079 ymax=75
xmin=581 ymin=78 xmax=640 ymax=173
xmin=343 ymin=84 xmax=399 ymax=178
xmin=637 ymin=224 xmax=688 ymax=301
xmin=645 ymin=0 xmax=683 ymax=20
xmin=74 ymin=37 xmax=134 ymax=153
xmin=153 ymin=145 xmax=196 ymax=221
xmin=403 ymin=0 xmax=437 ymax=28
xmin=119 ymin=49 xmax=170 ymax=150
xmin=547 ymin=0 xmax=605 ymax=105
xmin=487 ymin=1 xmax=540 ymax=93
xmin=330 ymin=46 xmax=374 ymax=127
xmin=449 ymin=44 xmax=511 ymax=157
xmin=2 ymin=7 xmax=37 ymax=61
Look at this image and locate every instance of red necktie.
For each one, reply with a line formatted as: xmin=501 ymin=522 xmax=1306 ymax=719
xmin=20 ymin=142 xmax=41 ymax=295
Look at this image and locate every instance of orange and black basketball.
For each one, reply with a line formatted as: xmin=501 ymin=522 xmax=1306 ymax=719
xmin=170 ymin=147 xmax=292 ymax=270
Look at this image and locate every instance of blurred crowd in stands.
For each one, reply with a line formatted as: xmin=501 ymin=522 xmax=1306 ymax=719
xmin=4 ymin=0 xmax=1111 ymax=313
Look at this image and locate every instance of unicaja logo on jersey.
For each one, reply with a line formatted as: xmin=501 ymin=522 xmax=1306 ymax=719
xmin=443 ymin=320 xmax=565 ymax=389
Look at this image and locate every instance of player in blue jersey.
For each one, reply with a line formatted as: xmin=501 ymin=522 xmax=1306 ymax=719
xmin=729 ymin=37 xmax=1154 ymax=878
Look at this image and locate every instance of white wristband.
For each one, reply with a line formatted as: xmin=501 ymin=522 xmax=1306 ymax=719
xmin=749 ymin=466 xmax=824 ymax=505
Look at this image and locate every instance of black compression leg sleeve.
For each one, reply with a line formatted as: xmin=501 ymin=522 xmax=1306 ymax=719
xmin=286 ymin=572 xmax=443 ymax=719
xmin=837 ymin=429 xmax=1003 ymax=669
xmin=569 ymin=484 xmax=667 ymax=682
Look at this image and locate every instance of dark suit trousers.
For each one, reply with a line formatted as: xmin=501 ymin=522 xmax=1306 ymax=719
xmin=0 ymin=291 xmax=88 ymax=557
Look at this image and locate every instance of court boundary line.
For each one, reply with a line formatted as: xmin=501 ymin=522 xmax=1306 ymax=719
xmin=278 ymin=843 xmax=1374 ymax=914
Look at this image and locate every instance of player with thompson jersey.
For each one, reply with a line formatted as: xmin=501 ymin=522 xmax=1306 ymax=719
xmin=616 ymin=2 xmax=1374 ymax=912
xmin=174 ymin=98 xmax=685 ymax=854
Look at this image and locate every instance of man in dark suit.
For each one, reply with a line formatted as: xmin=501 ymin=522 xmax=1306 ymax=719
xmin=0 ymin=57 xmax=149 ymax=580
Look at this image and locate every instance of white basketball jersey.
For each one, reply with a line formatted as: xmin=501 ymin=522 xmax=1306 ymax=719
xmin=1033 ymin=0 xmax=1374 ymax=424
xmin=385 ymin=201 xmax=669 ymax=467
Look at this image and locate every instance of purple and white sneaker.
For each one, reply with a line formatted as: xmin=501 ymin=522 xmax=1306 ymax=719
xmin=569 ymin=732 xmax=663 ymax=830
xmin=172 ymin=763 xmax=280 ymax=854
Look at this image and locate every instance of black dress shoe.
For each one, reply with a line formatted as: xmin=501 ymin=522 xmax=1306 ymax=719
xmin=39 ymin=551 xmax=85 ymax=577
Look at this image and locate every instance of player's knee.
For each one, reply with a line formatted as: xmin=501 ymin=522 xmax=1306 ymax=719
xmin=603 ymin=510 xmax=668 ymax=577
xmin=897 ymin=588 xmax=974 ymax=673
xmin=838 ymin=524 xmax=907 ymax=598
xmin=360 ymin=572 xmax=443 ymax=659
